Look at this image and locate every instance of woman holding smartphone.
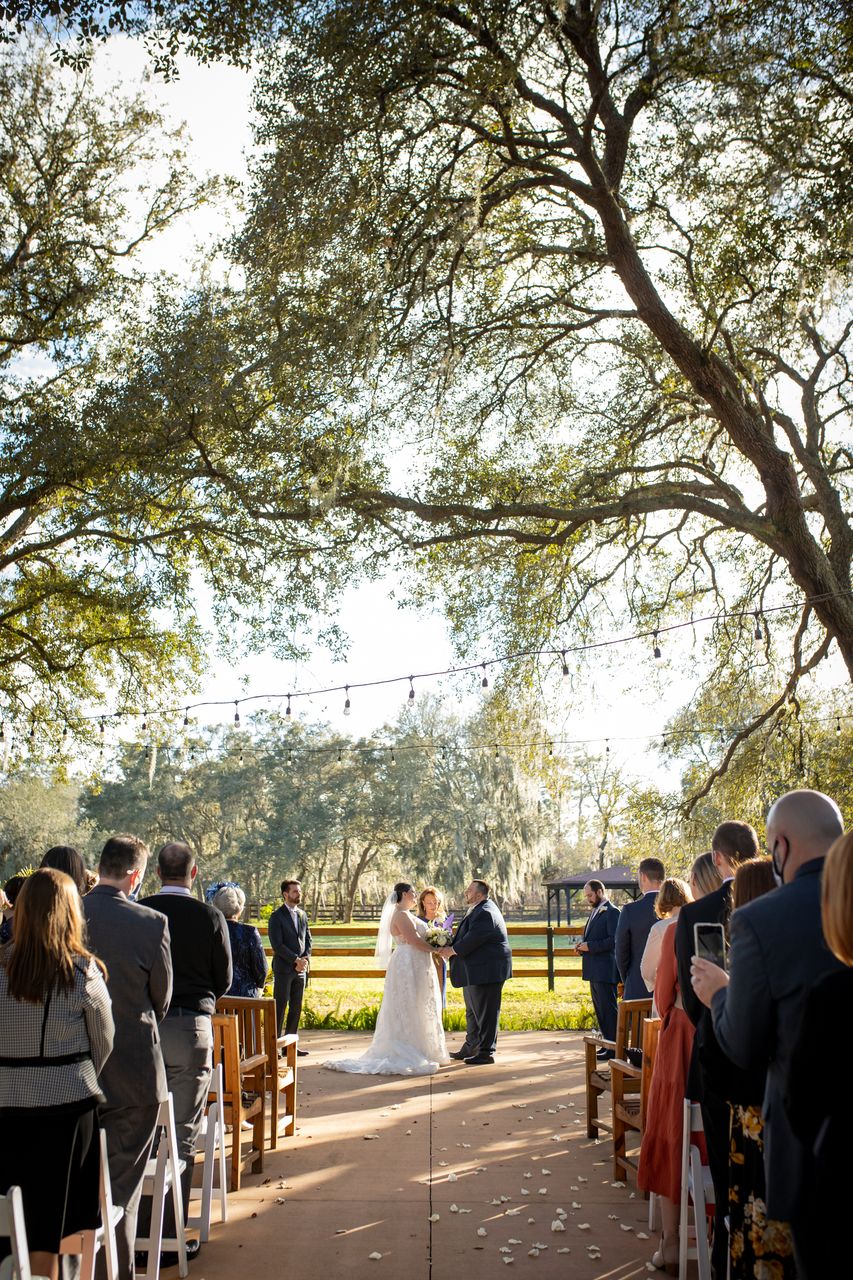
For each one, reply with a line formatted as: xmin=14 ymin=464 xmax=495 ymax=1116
xmin=638 ymin=852 xmax=721 ymax=1274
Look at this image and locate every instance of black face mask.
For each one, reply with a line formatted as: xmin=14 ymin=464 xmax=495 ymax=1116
xmin=771 ymin=838 xmax=789 ymax=887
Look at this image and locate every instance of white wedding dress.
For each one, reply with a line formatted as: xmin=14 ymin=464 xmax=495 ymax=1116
xmin=325 ymin=916 xmax=449 ymax=1076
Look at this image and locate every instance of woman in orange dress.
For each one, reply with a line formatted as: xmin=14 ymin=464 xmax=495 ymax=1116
xmin=638 ymin=852 xmax=720 ymax=1273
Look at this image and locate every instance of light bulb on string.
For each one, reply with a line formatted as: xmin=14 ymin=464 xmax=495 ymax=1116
xmin=337 ymin=746 xmax=343 ymax=763
xmin=234 ymin=702 xmax=240 ymax=725
xmin=652 ymin=630 xmax=661 ymax=659
xmin=285 ymin=694 xmax=292 ymax=718
xmin=836 ymin=716 xmax=841 ymax=736
xmin=287 ymin=749 xmax=294 ymax=767
xmin=481 ymin=664 xmax=488 ymax=689
xmin=753 ymin=611 xmax=763 ymax=642
xmin=343 ymin=686 xmax=351 ymax=716
xmin=605 ymin=738 xmax=610 ymax=755
xmin=561 ymin=650 xmax=569 ymax=677
xmin=408 ymin=677 xmax=415 ymax=702
xmin=142 ymin=713 xmax=148 ymax=732
xmin=494 ymin=742 xmax=499 ymax=760
xmin=29 ymin=721 xmax=36 ymax=741
xmin=183 ymin=708 xmax=190 ymax=728
xmin=390 ymin=747 xmax=397 ymax=765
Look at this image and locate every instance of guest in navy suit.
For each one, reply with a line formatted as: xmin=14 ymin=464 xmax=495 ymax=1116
xmin=615 ymin=857 xmax=665 ymax=1000
xmin=576 ymin=880 xmax=620 ymax=1056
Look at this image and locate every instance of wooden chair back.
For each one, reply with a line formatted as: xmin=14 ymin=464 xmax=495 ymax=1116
xmin=583 ymin=997 xmax=652 ymax=1140
xmin=216 ymin=996 xmax=298 ymax=1148
xmin=609 ymin=1012 xmax=660 ymax=1183
xmin=211 ymin=1013 xmax=265 ymax=1190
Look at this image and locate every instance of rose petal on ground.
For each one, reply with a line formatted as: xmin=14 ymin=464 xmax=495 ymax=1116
xmin=620 ymin=1223 xmax=633 ymax=1231
xmin=523 ymin=1172 xmax=532 ymax=1179
xmin=637 ymin=1232 xmax=649 ymax=1239
xmin=577 ymin=1223 xmax=591 ymax=1231
xmin=363 ymin=1134 xmax=379 ymax=1140
xmin=477 ymin=1228 xmax=488 ymax=1237
xmin=428 ymin=1214 xmax=440 ymax=1222
xmin=449 ymin=1204 xmax=459 ymax=1213
xmin=368 ymin=1252 xmax=382 ymax=1260
xmin=551 ymin=1220 xmax=566 ymax=1233
xmin=540 ymin=1169 xmax=551 ymax=1175
xmin=556 ymin=1248 xmax=571 ymax=1254
xmin=447 ymin=1173 xmax=458 ymax=1182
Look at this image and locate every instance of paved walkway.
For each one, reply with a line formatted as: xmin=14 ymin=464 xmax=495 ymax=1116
xmin=190 ymin=1031 xmax=662 ymax=1280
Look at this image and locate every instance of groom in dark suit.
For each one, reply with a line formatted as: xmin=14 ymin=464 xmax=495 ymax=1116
xmin=440 ymin=880 xmax=512 ymax=1065
xmin=268 ymin=878 xmax=312 ymax=1054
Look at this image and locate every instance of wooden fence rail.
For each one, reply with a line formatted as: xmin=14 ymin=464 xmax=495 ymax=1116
xmin=255 ymin=922 xmax=586 ymax=992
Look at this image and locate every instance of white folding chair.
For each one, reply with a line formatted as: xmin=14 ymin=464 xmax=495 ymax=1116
xmin=0 ymin=1186 xmax=43 ymax=1280
xmin=135 ymin=1094 xmax=188 ymax=1280
xmin=59 ymin=1128 xmax=124 ymax=1280
xmin=678 ymin=1098 xmax=715 ymax=1280
xmin=186 ymin=1062 xmax=228 ymax=1242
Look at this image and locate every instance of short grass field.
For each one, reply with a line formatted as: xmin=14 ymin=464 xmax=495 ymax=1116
xmin=255 ymin=920 xmax=598 ymax=1032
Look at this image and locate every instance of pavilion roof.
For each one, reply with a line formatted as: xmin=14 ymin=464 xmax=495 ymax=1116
xmin=543 ymin=864 xmax=638 ymax=889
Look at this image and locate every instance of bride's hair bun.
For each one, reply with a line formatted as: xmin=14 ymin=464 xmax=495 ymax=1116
xmin=393 ymin=881 xmax=414 ymax=902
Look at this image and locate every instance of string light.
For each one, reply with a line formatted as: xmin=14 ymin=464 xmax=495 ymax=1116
xmin=343 ymin=686 xmax=351 ymax=716
xmin=753 ymin=611 xmax=763 ymax=641
xmin=837 ymin=716 xmax=841 ymax=736
xmin=12 ymin=589 xmax=849 ymax=737
xmin=142 ymin=713 xmax=148 ymax=732
xmin=494 ymin=742 xmax=499 ymax=760
xmin=337 ymin=746 xmax=342 ymax=762
xmin=561 ymin=650 xmax=569 ymax=677
xmin=481 ymin=664 xmax=488 ymax=689
xmin=285 ymin=694 xmax=292 ymax=718
xmin=652 ymin=630 xmax=661 ymax=659
xmin=233 ymin=702 xmax=240 ymax=725
xmin=390 ymin=747 xmax=396 ymax=765
xmin=183 ymin=707 xmax=190 ymax=727
xmin=29 ymin=721 xmax=36 ymax=740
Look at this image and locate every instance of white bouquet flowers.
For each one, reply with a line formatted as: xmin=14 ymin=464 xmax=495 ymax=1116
xmin=424 ymin=925 xmax=453 ymax=949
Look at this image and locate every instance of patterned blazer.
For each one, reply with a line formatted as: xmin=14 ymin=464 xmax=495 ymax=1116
xmin=0 ymin=955 xmax=114 ymax=1109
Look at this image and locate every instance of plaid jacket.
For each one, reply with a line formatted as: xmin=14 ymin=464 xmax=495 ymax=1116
xmin=0 ymin=955 xmax=114 ymax=1109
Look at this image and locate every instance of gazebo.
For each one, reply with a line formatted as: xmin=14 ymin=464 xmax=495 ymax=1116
xmin=543 ymin=864 xmax=640 ymax=926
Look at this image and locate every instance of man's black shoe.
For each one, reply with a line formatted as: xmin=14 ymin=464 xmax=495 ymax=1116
xmin=160 ymin=1239 xmax=201 ymax=1268
xmin=596 ymin=1047 xmax=613 ymax=1061
xmin=296 ymin=1048 xmax=309 ymax=1057
xmin=449 ymin=1048 xmax=473 ymax=1060
xmin=464 ymin=1054 xmax=495 ymax=1065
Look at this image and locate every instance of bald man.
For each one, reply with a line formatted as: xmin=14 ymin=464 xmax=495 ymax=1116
xmin=691 ymin=790 xmax=844 ymax=1277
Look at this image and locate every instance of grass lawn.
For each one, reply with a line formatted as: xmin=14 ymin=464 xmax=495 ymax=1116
xmin=295 ymin=976 xmax=597 ymax=1032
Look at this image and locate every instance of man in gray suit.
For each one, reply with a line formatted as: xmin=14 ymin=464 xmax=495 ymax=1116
xmin=614 ymin=857 xmax=665 ymax=1000
xmin=268 ymin=879 xmax=312 ymax=1053
xmin=692 ymin=790 xmax=844 ymax=1273
xmin=83 ymin=834 xmax=172 ymax=1280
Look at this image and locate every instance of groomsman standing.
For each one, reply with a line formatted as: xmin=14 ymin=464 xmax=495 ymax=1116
xmin=576 ymin=879 xmax=620 ymax=1059
xmin=268 ymin=879 xmax=312 ymax=1054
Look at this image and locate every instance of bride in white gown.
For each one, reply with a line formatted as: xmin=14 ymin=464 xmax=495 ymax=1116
xmin=324 ymin=882 xmax=449 ymax=1076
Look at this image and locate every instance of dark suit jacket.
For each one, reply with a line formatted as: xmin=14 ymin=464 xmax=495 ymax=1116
xmin=580 ymin=900 xmax=620 ymax=983
xmin=615 ymin=891 xmax=658 ymax=999
xmin=83 ymin=884 xmax=172 ymax=1108
xmin=710 ymin=858 xmax=843 ymax=1221
xmin=449 ymin=899 xmax=512 ymax=987
xmin=675 ymin=880 xmax=732 ymax=1028
xmin=267 ymin=904 xmax=312 ymax=978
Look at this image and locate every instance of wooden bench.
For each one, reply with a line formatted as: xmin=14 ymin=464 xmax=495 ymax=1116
xmin=211 ymin=1012 xmax=266 ymax=1191
xmin=583 ymin=997 xmax=652 ymax=1139
xmin=217 ymin=995 xmax=297 ymax=1148
xmin=610 ymin=1015 xmax=661 ymax=1182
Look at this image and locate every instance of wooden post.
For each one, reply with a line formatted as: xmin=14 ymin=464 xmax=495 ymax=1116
xmin=547 ymin=927 xmax=555 ymax=992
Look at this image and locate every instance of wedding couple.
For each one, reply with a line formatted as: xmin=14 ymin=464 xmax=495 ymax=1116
xmin=325 ymin=879 xmax=512 ymax=1076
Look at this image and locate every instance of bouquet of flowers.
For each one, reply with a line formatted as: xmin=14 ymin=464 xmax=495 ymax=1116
xmin=424 ymin=914 xmax=455 ymax=949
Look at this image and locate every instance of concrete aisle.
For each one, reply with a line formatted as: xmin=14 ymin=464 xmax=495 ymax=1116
xmin=189 ymin=1031 xmax=662 ymax=1280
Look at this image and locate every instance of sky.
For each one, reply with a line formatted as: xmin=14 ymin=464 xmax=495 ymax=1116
xmin=81 ymin=38 xmax=847 ymax=787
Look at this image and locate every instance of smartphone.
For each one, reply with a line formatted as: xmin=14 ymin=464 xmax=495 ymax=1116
xmin=694 ymin=922 xmax=727 ymax=969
